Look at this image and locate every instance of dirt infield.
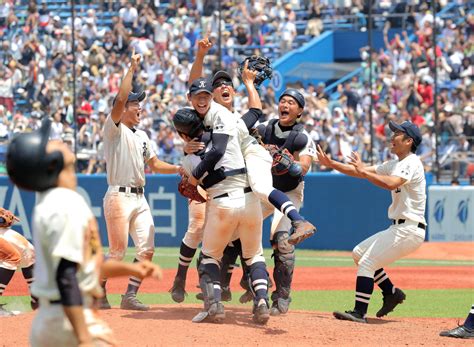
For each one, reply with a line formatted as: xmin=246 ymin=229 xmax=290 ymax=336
xmin=1 ymin=306 xmax=472 ymax=346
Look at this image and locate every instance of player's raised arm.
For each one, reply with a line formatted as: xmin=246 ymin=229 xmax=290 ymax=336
xmin=188 ymin=37 xmax=213 ymax=84
xmin=111 ymin=49 xmax=141 ymax=124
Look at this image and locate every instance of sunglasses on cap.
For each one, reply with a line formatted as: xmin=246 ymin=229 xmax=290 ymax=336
xmin=212 ymin=80 xmax=233 ymax=90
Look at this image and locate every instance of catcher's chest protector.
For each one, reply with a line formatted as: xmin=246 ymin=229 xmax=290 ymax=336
xmin=263 ymin=119 xmax=304 ymax=153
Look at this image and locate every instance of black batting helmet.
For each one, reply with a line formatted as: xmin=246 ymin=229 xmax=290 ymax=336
xmin=7 ymin=118 xmax=64 ymax=192
xmin=172 ymin=108 xmax=204 ymax=139
xmin=279 ymin=88 xmax=305 ymax=108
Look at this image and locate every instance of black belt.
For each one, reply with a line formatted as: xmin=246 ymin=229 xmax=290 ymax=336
xmin=392 ymin=219 xmax=426 ymax=230
xmin=213 ymin=187 xmax=252 ymax=200
xmin=49 ymin=299 xmax=61 ymax=304
xmin=119 ymin=186 xmax=144 ymax=194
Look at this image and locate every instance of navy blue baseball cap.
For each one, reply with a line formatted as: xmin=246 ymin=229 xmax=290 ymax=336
xmin=212 ymin=71 xmax=233 ymax=88
xmin=279 ymin=88 xmax=305 ymax=108
xmin=389 ymin=121 xmax=422 ymax=147
xmin=188 ymin=77 xmax=213 ymax=95
xmin=113 ymin=90 xmax=146 ymax=106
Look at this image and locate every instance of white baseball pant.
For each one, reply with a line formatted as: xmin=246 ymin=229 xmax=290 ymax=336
xmin=182 ymin=200 xmax=207 ymax=249
xmin=103 ymin=187 xmax=155 ymax=262
xmin=352 ymin=221 xmax=425 ymax=278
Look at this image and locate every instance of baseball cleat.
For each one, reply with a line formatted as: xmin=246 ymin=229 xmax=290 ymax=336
xmin=288 ymin=220 xmax=316 ymax=245
xmin=253 ymin=299 xmax=270 ymax=325
xmin=97 ymin=295 xmax=111 ymax=310
xmin=440 ymin=325 xmax=474 ymax=339
xmin=333 ymin=310 xmax=368 ymax=324
xmin=120 ymin=293 xmax=149 ymax=311
xmin=376 ymin=288 xmax=406 ymax=317
xmin=221 ymin=286 xmax=232 ymax=302
xmin=192 ymin=302 xmax=225 ymax=323
xmin=239 ymin=290 xmax=254 ymax=304
xmin=169 ymin=277 xmax=187 ymax=303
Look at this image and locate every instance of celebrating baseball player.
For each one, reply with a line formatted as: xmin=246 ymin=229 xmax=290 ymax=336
xmin=100 ymin=50 xmax=182 ymax=311
xmin=0 ymin=207 xmax=37 ymax=316
xmin=440 ymin=304 xmax=474 ymax=339
xmin=169 ymin=38 xmax=316 ymax=303
xmin=317 ymin=120 xmax=426 ymax=323
xmin=6 ymin=118 xmax=162 ymax=346
xmin=173 ymin=107 xmax=270 ymax=324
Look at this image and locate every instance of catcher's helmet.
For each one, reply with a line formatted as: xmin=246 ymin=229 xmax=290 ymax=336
xmin=279 ymin=88 xmax=305 ymax=108
xmin=239 ymin=55 xmax=273 ymax=87
xmin=172 ymin=108 xmax=204 ymax=139
xmin=7 ymin=118 xmax=64 ymax=192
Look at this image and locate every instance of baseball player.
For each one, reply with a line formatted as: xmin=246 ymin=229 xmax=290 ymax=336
xmin=440 ymin=305 xmax=474 ymax=339
xmin=244 ymin=88 xmax=317 ymax=316
xmin=6 ymin=118 xmax=162 ymax=346
xmin=317 ymin=121 xmax=426 ymax=324
xmin=0 ymin=208 xmax=37 ymax=316
xmin=173 ymin=107 xmax=270 ymax=324
xmin=100 ymin=50 xmax=182 ymax=311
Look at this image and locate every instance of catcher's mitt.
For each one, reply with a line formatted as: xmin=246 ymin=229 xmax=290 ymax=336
xmin=239 ymin=55 xmax=273 ymax=87
xmin=264 ymin=145 xmax=303 ymax=177
xmin=0 ymin=208 xmax=17 ymax=228
xmin=178 ymin=176 xmax=207 ymax=203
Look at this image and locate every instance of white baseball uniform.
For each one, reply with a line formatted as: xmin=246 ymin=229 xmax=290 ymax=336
xmin=30 ymin=187 xmax=114 ymax=347
xmin=182 ymin=200 xmax=207 ymax=249
xmin=0 ymin=227 xmax=35 ymax=271
xmin=353 ymin=153 xmax=426 ymax=277
xmin=103 ymin=115 xmax=156 ymax=261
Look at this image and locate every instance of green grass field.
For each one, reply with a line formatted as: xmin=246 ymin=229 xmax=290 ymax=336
xmin=3 ymin=247 xmax=473 ymax=318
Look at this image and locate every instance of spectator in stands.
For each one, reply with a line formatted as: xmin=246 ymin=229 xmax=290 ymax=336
xmin=278 ymin=15 xmax=297 ymax=55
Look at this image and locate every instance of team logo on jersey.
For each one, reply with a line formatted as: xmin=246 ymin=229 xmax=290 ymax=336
xmin=214 ymin=116 xmax=225 ymax=131
xmin=142 ymin=142 xmax=149 ymax=162
xmin=434 ymin=199 xmax=445 ymax=223
xmin=457 ymin=199 xmax=469 ymax=225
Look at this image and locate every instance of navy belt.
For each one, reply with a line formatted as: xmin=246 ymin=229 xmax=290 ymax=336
xmin=392 ymin=219 xmax=426 ymax=230
xmin=119 ymin=187 xmax=144 ymax=194
xmin=213 ymin=187 xmax=252 ymax=200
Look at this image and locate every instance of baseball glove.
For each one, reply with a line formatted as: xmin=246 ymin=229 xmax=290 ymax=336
xmin=0 ymin=208 xmax=16 ymax=228
xmin=264 ymin=145 xmax=295 ymax=176
xmin=178 ymin=176 xmax=207 ymax=203
xmin=239 ymin=55 xmax=273 ymax=87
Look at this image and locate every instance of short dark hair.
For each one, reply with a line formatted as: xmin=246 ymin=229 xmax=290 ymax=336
xmin=402 ymin=133 xmax=417 ymax=153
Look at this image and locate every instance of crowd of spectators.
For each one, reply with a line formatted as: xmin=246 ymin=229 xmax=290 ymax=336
xmin=0 ymin=0 xmax=472 ymax=179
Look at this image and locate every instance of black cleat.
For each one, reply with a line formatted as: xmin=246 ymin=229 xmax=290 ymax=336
xmin=253 ymin=299 xmax=270 ymax=325
xmin=221 ymin=286 xmax=232 ymax=302
xmin=440 ymin=325 xmax=474 ymax=339
xmin=239 ymin=290 xmax=254 ymax=304
xmin=288 ymin=220 xmax=316 ymax=245
xmin=333 ymin=310 xmax=368 ymax=324
xmin=120 ymin=293 xmax=149 ymax=311
xmin=169 ymin=277 xmax=187 ymax=303
xmin=376 ymin=288 xmax=406 ymax=317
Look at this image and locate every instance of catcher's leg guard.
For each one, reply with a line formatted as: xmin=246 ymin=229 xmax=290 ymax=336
xmin=195 ymin=258 xmax=225 ymax=323
xmin=271 ymin=231 xmax=295 ymax=315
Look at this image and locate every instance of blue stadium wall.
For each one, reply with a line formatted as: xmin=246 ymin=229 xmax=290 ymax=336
xmin=0 ymin=173 xmax=436 ymax=250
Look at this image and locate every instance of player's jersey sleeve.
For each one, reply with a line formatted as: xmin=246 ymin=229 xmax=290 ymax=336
xmin=103 ymin=115 xmax=121 ymax=140
xmin=298 ymin=131 xmax=316 ymax=159
xmin=376 ymin=160 xmax=395 ymax=176
xmin=391 ymin=156 xmax=416 ymax=184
